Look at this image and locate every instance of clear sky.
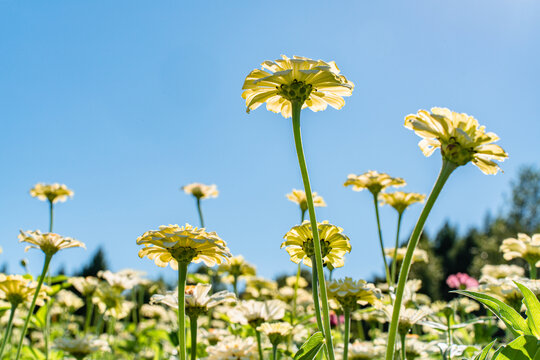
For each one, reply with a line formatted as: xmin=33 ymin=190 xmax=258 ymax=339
xmin=1 ymin=1 xmax=539 ymax=283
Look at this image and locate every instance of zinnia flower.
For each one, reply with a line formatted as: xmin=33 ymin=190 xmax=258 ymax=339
xmin=242 ymin=55 xmax=354 ymax=118
xmin=281 ymin=221 xmax=351 ymax=269
xmin=446 ymin=273 xmax=479 ymax=290
xmin=480 ymin=264 xmax=525 ymax=280
xmin=256 ymin=322 xmax=293 ymax=345
xmin=0 ymin=274 xmax=49 ymax=307
xmin=404 ymin=107 xmax=508 ymax=174
xmin=18 ymin=230 xmax=85 ymax=256
xmin=500 ymin=233 xmax=540 ymax=265
xmin=136 ymin=224 xmax=232 ymax=269
xmin=93 ymin=283 xmax=132 ymax=319
xmin=286 ymin=189 xmax=327 ymax=213
xmin=54 ymin=336 xmax=110 ymax=360
xmin=70 ymin=276 xmax=99 ymax=297
xmin=218 ymin=255 xmax=256 ymax=278
xmin=29 ymin=183 xmax=74 ymax=203
xmin=205 ymin=336 xmax=258 ymax=360
xmin=344 ymin=171 xmax=405 ymax=195
xmin=181 ymin=183 xmax=218 ymax=199
xmin=98 ymin=269 xmax=146 ymax=291
xmin=379 ymin=191 xmax=426 ymax=214
xmin=384 ymin=247 xmax=428 ymax=264
xmin=228 ymin=299 xmax=286 ymax=326
xmin=327 ymin=278 xmax=381 ymax=310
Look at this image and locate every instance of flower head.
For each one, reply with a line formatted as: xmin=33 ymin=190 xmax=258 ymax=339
xmin=70 ymin=276 xmax=99 ymax=297
xmin=137 ymin=224 xmax=232 ymax=269
xmin=344 ymin=171 xmax=405 ymax=195
xmin=98 ymin=269 xmax=146 ymax=291
xmin=281 ymin=221 xmax=351 ymax=270
xmin=480 ymin=264 xmax=525 ymax=280
xmin=384 ymin=247 xmax=428 ymax=264
xmin=205 ymin=336 xmax=258 ymax=360
xmin=404 ymin=107 xmax=508 ymax=174
xmin=93 ymin=283 xmax=132 ymax=319
xmin=30 ymin=183 xmax=74 ymax=203
xmin=379 ymin=191 xmax=425 ymax=214
xmin=446 ymin=273 xmax=479 ymax=290
xmin=257 ymin=322 xmax=293 ymax=345
xmin=286 ymin=189 xmax=326 ymax=213
xmin=18 ymin=230 xmax=85 ymax=256
xmin=54 ymin=336 xmax=110 ymax=359
xmin=181 ymin=183 xmax=218 ymax=199
xmin=500 ymin=233 xmax=540 ymax=265
xmin=228 ymin=299 xmax=286 ymax=326
xmin=242 ymin=55 xmax=354 ymax=118
xmin=0 ymin=274 xmax=49 ymax=306
xmin=218 ymin=255 xmax=256 ymax=278
xmin=327 ymin=278 xmax=381 ymax=310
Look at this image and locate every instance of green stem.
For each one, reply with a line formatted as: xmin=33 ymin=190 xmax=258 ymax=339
xmin=343 ymin=308 xmax=351 ymax=360
xmin=372 ymin=194 xmax=392 ymax=287
xmin=196 ymin=198 xmax=204 ymax=228
xmin=15 ymin=254 xmax=53 ymax=360
xmin=46 ymin=201 xmax=53 ymax=360
xmin=292 ymin=101 xmax=335 ymax=360
xmin=391 ymin=212 xmax=404 ymax=286
xmin=272 ymin=343 xmax=278 ymax=360
xmin=0 ymin=303 xmax=17 ymax=358
xmin=132 ymin=287 xmax=138 ymax=324
xmin=255 ymin=330 xmax=264 ymax=360
xmin=529 ymin=261 xmax=537 ymax=279
xmin=446 ymin=314 xmax=453 ymax=346
xmin=385 ymin=160 xmax=457 ymax=360
xmin=96 ymin=312 xmax=105 ymax=335
xmin=189 ymin=315 xmax=198 ymax=360
xmin=310 ymin=257 xmax=324 ymax=333
xmin=49 ymin=200 xmax=54 ymax=233
xmin=400 ymin=333 xmax=406 ymax=360
xmin=233 ymin=275 xmax=239 ymax=297
xmin=178 ymin=263 xmax=188 ymax=360
xmin=292 ymin=262 xmax=301 ymax=325
xmin=301 ymin=209 xmax=306 ymax=223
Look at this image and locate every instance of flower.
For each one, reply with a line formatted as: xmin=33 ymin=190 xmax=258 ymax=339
xmin=54 ymin=336 xmax=110 ymax=359
xmin=218 ymin=255 xmax=256 ymax=278
xmin=242 ymin=55 xmax=354 ymax=118
xmin=18 ymin=230 xmax=86 ymax=256
xmin=337 ymin=340 xmax=385 ymax=359
xmin=70 ymin=276 xmax=99 ymax=297
xmin=0 ymin=274 xmax=49 ymax=307
xmin=181 ymin=183 xmax=218 ymax=199
xmin=327 ymin=278 xmax=381 ymax=310
xmin=257 ymin=322 xmax=293 ymax=345
xmin=93 ymin=283 xmax=132 ymax=319
xmin=379 ymin=191 xmax=426 ymax=214
xmin=244 ymin=277 xmax=278 ymax=299
xmin=446 ymin=273 xmax=479 ymax=290
xmin=205 ymin=336 xmax=258 ymax=360
xmin=29 ymin=183 xmax=74 ymax=203
xmin=98 ymin=269 xmax=146 ymax=291
xmin=228 ymin=300 xmax=286 ymax=326
xmin=286 ymin=189 xmax=326 ymax=213
xmin=344 ymin=171 xmax=405 ymax=195
xmin=384 ymin=247 xmax=428 ymax=264
xmin=137 ymin=224 xmax=232 ymax=269
xmin=500 ymin=233 xmax=540 ymax=265
xmin=480 ymin=264 xmax=525 ymax=280
xmin=55 ymin=289 xmax=84 ymax=311
xmin=281 ymin=220 xmax=351 ymax=269
xmin=404 ymin=107 xmax=508 ymax=174
xmin=377 ymin=304 xmax=431 ymax=335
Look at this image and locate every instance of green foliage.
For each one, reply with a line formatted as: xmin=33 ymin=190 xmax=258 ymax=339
xmin=294 ymin=332 xmax=324 ymax=360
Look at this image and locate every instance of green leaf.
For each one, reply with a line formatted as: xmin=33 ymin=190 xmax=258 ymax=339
xmin=474 ymin=340 xmax=497 ymax=360
xmin=454 ymin=290 xmax=530 ymax=337
xmin=515 ymin=281 xmax=540 ymax=338
xmin=294 ymin=332 xmax=324 ymax=360
xmin=495 ymin=335 xmax=540 ymax=360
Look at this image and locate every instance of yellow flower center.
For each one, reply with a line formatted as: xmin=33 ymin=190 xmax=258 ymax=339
xmin=171 ymin=246 xmax=199 ymax=264
xmin=441 ymin=137 xmax=475 ymax=166
xmin=277 ymin=80 xmax=313 ymax=104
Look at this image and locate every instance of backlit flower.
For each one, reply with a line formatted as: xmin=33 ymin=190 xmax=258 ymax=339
xmin=18 ymin=230 xmax=85 ymax=256
xmin=205 ymin=336 xmax=258 ymax=360
xmin=93 ymin=283 xmax=132 ymax=319
xmin=30 ymin=183 xmax=74 ymax=203
xmin=384 ymin=247 xmax=428 ymax=264
xmin=257 ymin=322 xmax=292 ymax=345
xmin=181 ymin=183 xmax=218 ymax=199
xmin=98 ymin=269 xmax=146 ymax=291
xmin=281 ymin=221 xmax=351 ymax=269
xmin=338 ymin=340 xmax=385 ymax=359
xmin=379 ymin=191 xmax=425 ymax=214
xmin=228 ymin=300 xmax=286 ymax=326
xmin=378 ymin=304 xmax=431 ymax=335
xmin=218 ymin=255 xmax=256 ymax=278
xmin=0 ymin=274 xmax=49 ymax=306
xmin=500 ymin=233 xmax=540 ymax=265
xmin=404 ymin=107 xmax=508 ymax=174
xmin=55 ymin=289 xmax=84 ymax=311
xmin=286 ymin=189 xmax=326 ymax=213
xmin=480 ymin=264 xmax=525 ymax=280
xmin=70 ymin=276 xmax=99 ymax=297
xmin=54 ymin=336 xmax=110 ymax=359
xmin=137 ymin=224 xmax=232 ymax=269
xmin=344 ymin=171 xmax=405 ymax=195
xmin=327 ymin=277 xmax=381 ymax=310
xmin=242 ymin=55 xmax=354 ymax=118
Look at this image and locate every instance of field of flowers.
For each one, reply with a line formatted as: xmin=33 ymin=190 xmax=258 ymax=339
xmin=1 ymin=55 xmax=539 ymax=360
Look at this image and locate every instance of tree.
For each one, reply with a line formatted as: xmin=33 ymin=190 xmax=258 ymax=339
xmin=75 ymin=247 xmax=108 ymax=277
xmin=507 ymin=165 xmax=540 ymax=234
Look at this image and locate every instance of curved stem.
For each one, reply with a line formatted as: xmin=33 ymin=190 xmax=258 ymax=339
xmin=391 ymin=212 xmax=404 ymax=286
xmin=373 ymin=194 xmax=392 ymax=287
xmin=15 ymin=254 xmax=53 ymax=360
xmin=178 ymin=263 xmax=188 ymax=360
xmin=385 ymin=160 xmax=457 ymax=360
xmin=190 ymin=315 xmax=198 ymax=360
xmin=0 ymin=303 xmax=17 ymax=358
xmin=343 ymin=308 xmax=351 ymax=360
xmin=292 ymin=101 xmax=335 ymax=360
xmin=529 ymin=261 xmax=537 ymax=280
xmin=255 ymin=330 xmax=264 ymax=360
xmin=196 ymin=198 xmax=204 ymax=228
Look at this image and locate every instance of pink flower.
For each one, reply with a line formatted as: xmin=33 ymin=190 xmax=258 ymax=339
xmin=446 ymin=273 xmax=478 ymax=290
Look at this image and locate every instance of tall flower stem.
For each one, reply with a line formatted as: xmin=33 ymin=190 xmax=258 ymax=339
xmin=385 ymin=160 xmax=457 ymax=360
xmin=310 ymin=256 xmax=324 ymax=333
xmin=48 ymin=200 xmax=54 ymax=233
xmin=529 ymin=261 xmax=537 ymax=279
xmin=372 ymin=194 xmax=392 ymax=287
xmin=84 ymin=295 xmax=94 ymax=333
xmin=343 ymin=308 xmax=351 ymax=360
xmin=272 ymin=343 xmax=278 ymax=360
xmin=400 ymin=333 xmax=406 ymax=360
xmin=46 ymin=200 xmax=53 ymax=360
xmin=0 ymin=303 xmax=17 ymax=358
xmin=292 ymin=102 xmax=336 ymax=360
xmin=233 ymin=275 xmax=239 ymax=297
xmin=15 ymin=254 xmax=53 ymax=360
xmin=255 ymin=330 xmax=264 ymax=360
xmin=189 ymin=315 xmax=198 ymax=360
xmin=292 ymin=209 xmax=307 ymax=327
xmin=196 ymin=198 xmax=204 ymax=228
xmin=391 ymin=212 xmax=404 ymax=285
xmin=178 ymin=263 xmax=188 ymax=360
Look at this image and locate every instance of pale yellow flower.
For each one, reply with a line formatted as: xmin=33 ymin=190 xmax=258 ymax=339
xmin=281 ymin=220 xmax=351 ymax=269
xmin=500 ymin=233 xmax=540 ymax=265
xmin=70 ymin=276 xmax=99 ymax=297
xmin=480 ymin=264 xmax=525 ymax=280
xmin=379 ymin=191 xmax=426 ymax=214
xmin=404 ymin=107 xmax=508 ymax=174
xmin=54 ymin=336 xmax=110 ymax=359
xmin=377 ymin=304 xmax=431 ymax=334
xmin=136 ymin=223 xmax=232 ymax=270
xmin=344 ymin=171 xmax=405 ymax=195
xmin=228 ymin=299 xmax=286 ymax=326
xmin=327 ymin=277 xmax=381 ymax=310
xmin=218 ymin=255 xmax=256 ymax=278
xmin=384 ymin=247 xmax=429 ymax=264
xmin=257 ymin=322 xmax=293 ymax=345
xmin=98 ymin=269 xmax=146 ymax=291
xmin=93 ymin=283 xmax=132 ymax=319
xmin=55 ymin=289 xmax=84 ymax=311
xmin=338 ymin=340 xmax=385 ymax=360
xmin=205 ymin=336 xmax=258 ymax=360
xmin=181 ymin=183 xmax=218 ymax=199
xmin=0 ymin=274 xmax=49 ymax=306
xmin=30 ymin=183 xmax=74 ymax=203
xmin=285 ymin=275 xmax=308 ymax=288
xmin=244 ymin=276 xmax=278 ymax=300
xmin=18 ymin=230 xmax=85 ymax=256
xmin=242 ymin=55 xmax=354 ymax=118
xmin=286 ymin=189 xmax=326 ymax=213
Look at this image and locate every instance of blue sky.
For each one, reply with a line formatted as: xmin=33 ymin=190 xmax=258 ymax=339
xmin=1 ymin=0 xmax=539 ymax=283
